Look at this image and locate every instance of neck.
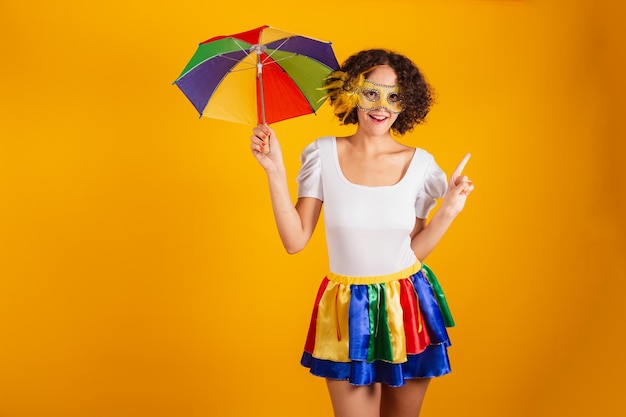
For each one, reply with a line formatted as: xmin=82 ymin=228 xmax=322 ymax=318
xmin=348 ymin=130 xmax=395 ymax=152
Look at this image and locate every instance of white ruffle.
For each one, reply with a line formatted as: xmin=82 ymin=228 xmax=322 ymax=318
xmin=414 ymin=158 xmax=447 ymax=219
xmin=296 ymin=140 xmax=323 ymax=201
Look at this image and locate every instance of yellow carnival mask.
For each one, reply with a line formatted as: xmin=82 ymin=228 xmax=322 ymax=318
xmin=357 ymin=79 xmax=403 ymax=114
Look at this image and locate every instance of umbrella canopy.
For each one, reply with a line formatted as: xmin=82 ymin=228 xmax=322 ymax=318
xmin=173 ymin=25 xmax=340 ymax=125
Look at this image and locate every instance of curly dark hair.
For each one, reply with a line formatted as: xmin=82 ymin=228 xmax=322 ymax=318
xmin=324 ymin=49 xmax=435 ymax=136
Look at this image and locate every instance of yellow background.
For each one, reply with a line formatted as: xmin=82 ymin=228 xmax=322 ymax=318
xmin=1 ymin=0 xmax=625 ymax=416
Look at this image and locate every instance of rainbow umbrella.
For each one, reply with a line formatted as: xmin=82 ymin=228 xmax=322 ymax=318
xmin=173 ymin=25 xmax=340 ymax=125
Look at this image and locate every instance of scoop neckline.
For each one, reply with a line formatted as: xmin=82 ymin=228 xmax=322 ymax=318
xmin=330 ymin=136 xmax=418 ymax=189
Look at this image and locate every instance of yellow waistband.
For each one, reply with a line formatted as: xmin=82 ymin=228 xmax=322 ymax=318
xmin=326 ymin=261 xmax=422 ymax=285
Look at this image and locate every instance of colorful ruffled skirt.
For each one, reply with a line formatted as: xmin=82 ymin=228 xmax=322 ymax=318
xmin=300 ymin=262 xmax=453 ymax=387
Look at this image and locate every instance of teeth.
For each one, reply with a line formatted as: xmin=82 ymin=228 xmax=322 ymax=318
xmin=371 ymin=115 xmax=386 ymax=120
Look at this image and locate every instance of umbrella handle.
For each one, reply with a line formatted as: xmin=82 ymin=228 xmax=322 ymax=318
xmin=254 ymin=46 xmax=270 ymax=154
xmin=257 ymin=62 xmax=267 ymax=126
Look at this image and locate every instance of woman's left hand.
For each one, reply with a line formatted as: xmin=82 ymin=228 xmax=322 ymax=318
xmin=441 ymin=153 xmax=474 ymax=217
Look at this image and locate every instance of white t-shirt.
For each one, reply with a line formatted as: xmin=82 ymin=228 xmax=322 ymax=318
xmin=297 ymin=136 xmax=448 ymax=277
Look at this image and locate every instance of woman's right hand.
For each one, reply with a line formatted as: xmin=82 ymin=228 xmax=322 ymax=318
xmin=440 ymin=153 xmax=474 ymax=217
xmin=250 ymin=124 xmax=283 ymax=172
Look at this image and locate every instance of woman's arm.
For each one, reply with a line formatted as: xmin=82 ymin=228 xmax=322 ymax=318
xmin=411 ymin=153 xmax=473 ymax=261
xmin=250 ymin=124 xmax=322 ymax=254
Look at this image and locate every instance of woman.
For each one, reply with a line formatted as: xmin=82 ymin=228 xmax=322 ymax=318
xmin=250 ymin=49 xmax=473 ymax=417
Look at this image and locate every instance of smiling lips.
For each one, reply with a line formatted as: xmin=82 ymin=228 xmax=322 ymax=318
xmin=368 ymin=112 xmax=390 ymax=123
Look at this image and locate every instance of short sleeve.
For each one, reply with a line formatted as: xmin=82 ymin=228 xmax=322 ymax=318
xmin=296 ymin=140 xmax=323 ymax=201
xmin=415 ymin=157 xmax=447 ymax=219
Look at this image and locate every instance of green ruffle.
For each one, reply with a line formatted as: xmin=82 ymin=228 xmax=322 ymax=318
xmin=421 ymin=264 xmax=455 ymax=328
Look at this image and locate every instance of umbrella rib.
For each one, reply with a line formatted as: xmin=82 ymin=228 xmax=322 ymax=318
xmin=233 ymin=39 xmax=252 ymax=55
xmin=175 ymin=39 xmax=256 ymax=81
xmin=219 ymin=54 xmax=254 ymax=68
xmin=264 ymin=54 xmax=297 ymax=65
xmin=261 ymin=38 xmax=290 ymax=64
xmin=216 ymin=39 xmax=256 ymax=72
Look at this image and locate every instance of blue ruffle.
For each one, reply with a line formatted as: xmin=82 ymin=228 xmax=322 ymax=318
xmin=301 ymin=343 xmax=451 ymax=387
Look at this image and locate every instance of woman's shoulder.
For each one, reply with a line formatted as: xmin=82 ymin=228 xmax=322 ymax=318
xmin=404 ymin=146 xmax=441 ymax=180
xmin=299 ymin=136 xmax=336 ymax=164
xmin=300 ymin=136 xmax=335 ymax=156
xmin=303 ymin=136 xmax=335 ymax=148
xmin=406 ymin=145 xmax=437 ymax=163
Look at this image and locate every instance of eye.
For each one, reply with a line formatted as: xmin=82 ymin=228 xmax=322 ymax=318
xmin=388 ymin=92 xmax=401 ymax=103
xmin=361 ymin=89 xmax=380 ymax=102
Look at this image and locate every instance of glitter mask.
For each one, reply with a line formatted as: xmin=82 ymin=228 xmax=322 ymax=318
xmin=357 ymin=79 xmax=403 ymax=114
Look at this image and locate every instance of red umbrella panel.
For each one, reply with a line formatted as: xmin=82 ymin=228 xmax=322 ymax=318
xmin=173 ymin=25 xmax=340 ymax=125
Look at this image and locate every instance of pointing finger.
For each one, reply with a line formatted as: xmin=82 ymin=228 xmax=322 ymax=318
xmin=451 ymin=153 xmax=471 ymax=182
